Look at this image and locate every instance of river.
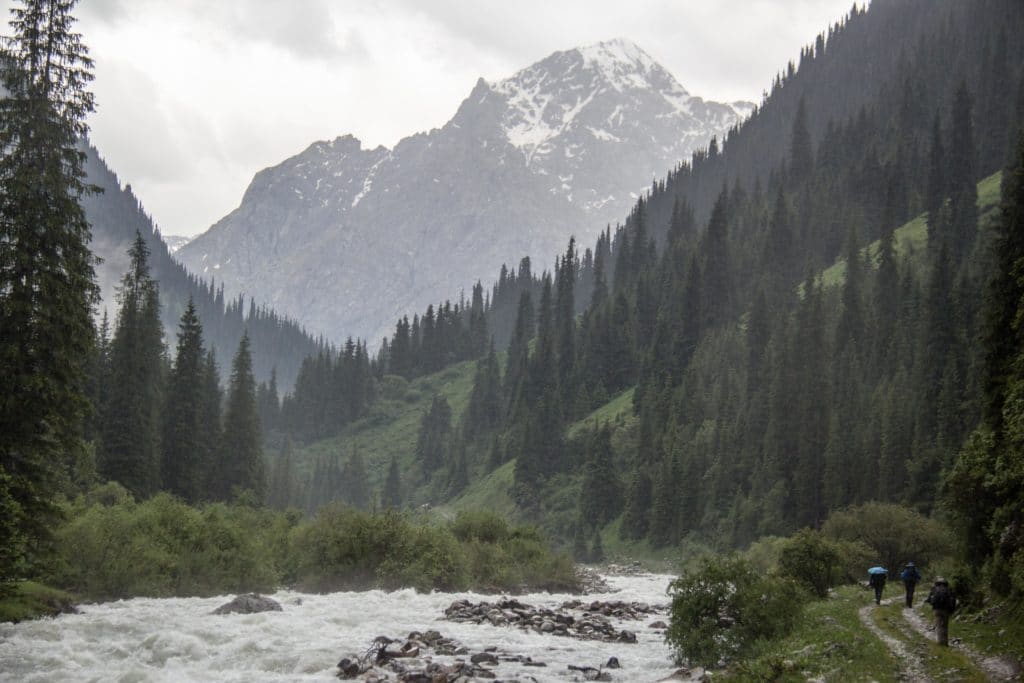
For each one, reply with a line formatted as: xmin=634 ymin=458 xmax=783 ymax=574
xmin=0 ymin=573 xmax=680 ymax=682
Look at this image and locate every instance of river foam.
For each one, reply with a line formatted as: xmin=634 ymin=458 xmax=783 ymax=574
xmin=0 ymin=573 xmax=678 ymax=682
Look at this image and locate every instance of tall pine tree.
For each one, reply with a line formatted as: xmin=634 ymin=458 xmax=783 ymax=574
xmin=161 ymin=298 xmax=207 ymax=503
xmin=0 ymin=0 xmax=99 ymax=579
xmin=213 ymin=332 xmax=265 ymax=502
xmin=100 ymin=232 xmax=164 ymax=499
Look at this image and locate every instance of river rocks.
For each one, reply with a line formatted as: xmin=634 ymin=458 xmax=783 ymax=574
xmin=470 ymin=652 xmax=498 ymax=665
xmin=336 ymin=630 xmax=549 ymax=682
xmin=211 ymin=593 xmax=282 ymax=615
xmin=648 ymin=620 xmax=668 ymax=629
xmin=561 ymin=598 xmax=663 ymax=619
xmin=603 ymin=560 xmax=647 ymax=576
xmin=568 ymin=664 xmax=613 ymax=681
xmin=575 ymin=565 xmax=614 ymax=593
xmin=444 ymin=597 xmax=661 ymax=643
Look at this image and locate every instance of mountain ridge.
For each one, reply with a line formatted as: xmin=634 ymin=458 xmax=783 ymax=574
xmin=177 ymin=39 xmax=751 ymax=345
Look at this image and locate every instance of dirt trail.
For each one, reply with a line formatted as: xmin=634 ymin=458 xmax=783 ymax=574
xmin=858 ymin=600 xmax=934 ymax=683
xmin=902 ymin=605 xmax=1022 ymax=682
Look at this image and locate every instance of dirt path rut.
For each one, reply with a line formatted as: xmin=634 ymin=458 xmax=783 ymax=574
xmin=858 ymin=600 xmax=934 ymax=682
xmin=902 ymin=605 xmax=1022 ymax=682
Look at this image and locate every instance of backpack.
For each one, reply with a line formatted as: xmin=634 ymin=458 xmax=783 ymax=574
xmin=929 ymin=584 xmax=956 ymax=611
xmin=901 ymin=567 xmax=920 ymax=583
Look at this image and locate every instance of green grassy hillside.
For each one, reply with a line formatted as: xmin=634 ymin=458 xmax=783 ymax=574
xmin=446 ymin=459 xmax=517 ymax=517
xmin=821 ymin=171 xmax=1002 ymax=288
xmin=294 ymin=360 xmax=477 ymax=499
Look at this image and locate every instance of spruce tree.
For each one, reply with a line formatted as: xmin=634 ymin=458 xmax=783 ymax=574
xmin=214 ymin=332 xmax=265 ymax=502
xmin=926 ymin=113 xmax=949 ymax=244
xmin=162 ymin=298 xmax=206 ymax=502
xmin=0 ymin=0 xmax=99 ymax=578
xmin=579 ymin=424 xmax=620 ymax=526
xmin=198 ymin=348 xmax=222 ymax=499
xmin=100 ymin=232 xmax=164 ymax=499
xmin=947 ymin=82 xmax=978 ymax=261
xmin=555 ymin=239 xmax=577 ymax=409
xmin=415 ymin=394 xmax=452 ymax=481
xmin=701 ymin=188 xmax=734 ymax=328
xmin=504 ymin=290 xmax=533 ymax=406
xmin=620 ymin=468 xmax=652 ymax=540
xmin=789 ymin=96 xmax=814 ymax=183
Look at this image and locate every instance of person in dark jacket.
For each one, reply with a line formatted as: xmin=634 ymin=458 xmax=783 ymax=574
xmin=900 ymin=562 xmax=922 ymax=607
xmin=925 ymin=577 xmax=957 ymax=646
xmin=868 ymin=569 xmax=887 ymax=604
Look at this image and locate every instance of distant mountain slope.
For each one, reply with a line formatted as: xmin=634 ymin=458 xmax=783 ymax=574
xmin=177 ymin=39 xmax=751 ymax=345
xmin=82 ymin=145 xmax=323 ymax=388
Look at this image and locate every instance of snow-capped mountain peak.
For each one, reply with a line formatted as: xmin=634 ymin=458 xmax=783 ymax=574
xmin=577 ymin=38 xmax=684 ymax=95
xmin=487 ymin=38 xmax=740 ymax=164
xmin=177 ymin=41 xmax=752 ymax=346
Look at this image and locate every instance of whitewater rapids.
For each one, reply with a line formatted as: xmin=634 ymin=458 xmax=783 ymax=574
xmin=0 ymin=573 xmax=680 ymax=682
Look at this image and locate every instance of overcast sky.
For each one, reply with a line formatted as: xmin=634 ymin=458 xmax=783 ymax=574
xmin=4 ymin=0 xmax=859 ymax=238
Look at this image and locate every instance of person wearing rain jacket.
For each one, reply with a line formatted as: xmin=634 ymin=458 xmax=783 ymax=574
xmin=925 ymin=577 xmax=957 ymax=646
xmin=900 ymin=562 xmax=921 ymax=607
xmin=868 ymin=567 xmax=887 ymax=604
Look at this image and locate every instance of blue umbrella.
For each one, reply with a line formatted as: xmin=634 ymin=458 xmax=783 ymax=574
xmin=868 ymin=566 xmax=888 ymax=575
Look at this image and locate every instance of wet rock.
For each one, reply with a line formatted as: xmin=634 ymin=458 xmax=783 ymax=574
xmin=211 ymin=593 xmax=282 ymax=615
xmin=648 ymin=620 xmax=668 ymax=629
xmin=606 ymin=656 xmax=620 ymax=669
xmin=471 ymin=652 xmax=499 ymax=665
xmin=335 ymin=657 xmax=360 ymax=679
xmin=568 ymin=664 xmax=612 ymax=681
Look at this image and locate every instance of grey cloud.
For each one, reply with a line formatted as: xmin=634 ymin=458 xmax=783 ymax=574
xmin=212 ymin=1 xmax=368 ymax=62
xmin=76 ymin=0 xmax=129 ymax=25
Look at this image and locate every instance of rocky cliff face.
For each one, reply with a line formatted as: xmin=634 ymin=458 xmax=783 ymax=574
xmin=176 ymin=39 xmax=752 ymax=345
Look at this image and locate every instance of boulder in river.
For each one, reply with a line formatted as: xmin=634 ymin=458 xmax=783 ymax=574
xmin=211 ymin=593 xmax=282 ymax=615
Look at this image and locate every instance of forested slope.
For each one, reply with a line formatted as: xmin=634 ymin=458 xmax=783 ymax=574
xmin=83 ymin=145 xmax=323 ymax=387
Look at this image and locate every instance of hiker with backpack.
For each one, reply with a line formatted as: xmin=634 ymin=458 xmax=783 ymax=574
xmin=925 ymin=577 xmax=957 ymax=646
xmin=868 ymin=566 xmax=887 ymax=605
xmin=900 ymin=561 xmax=922 ymax=607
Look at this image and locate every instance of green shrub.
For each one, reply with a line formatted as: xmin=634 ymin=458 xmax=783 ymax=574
xmin=778 ymin=529 xmax=841 ymax=597
xmin=289 ymin=504 xmax=404 ymax=591
xmin=377 ymin=525 xmax=468 ymax=592
xmin=667 ymin=555 xmax=807 ymax=667
xmin=451 ymin=510 xmax=511 ymax=543
xmin=822 ymin=502 xmax=954 ymax=577
xmin=832 ymin=539 xmax=876 ymax=584
xmin=49 ymin=493 xmax=285 ymax=599
xmin=742 ymin=536 xmax=788 ymax=575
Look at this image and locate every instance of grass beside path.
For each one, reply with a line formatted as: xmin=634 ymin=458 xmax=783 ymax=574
xmin=0 ymin=581 xmax=76 ymax=623
xmin=717 ymin=584 xmax=1022 ymax=682
xmin=719 ymin=585 xmax=902 ymax=682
